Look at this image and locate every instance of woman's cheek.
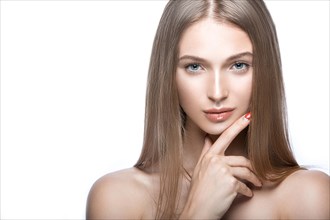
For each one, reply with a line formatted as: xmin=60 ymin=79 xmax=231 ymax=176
xmin=178 ymin=77 xmax=204 ymax=106
xmin=177 ymin=81 xmax=195 ymax=109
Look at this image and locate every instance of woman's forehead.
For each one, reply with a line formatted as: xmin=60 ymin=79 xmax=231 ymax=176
xmin=178 ymin=19 xmax=253 ymax=62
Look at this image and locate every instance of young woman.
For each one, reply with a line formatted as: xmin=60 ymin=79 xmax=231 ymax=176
xmin=87 ymin=0 xmax=329 ymax=219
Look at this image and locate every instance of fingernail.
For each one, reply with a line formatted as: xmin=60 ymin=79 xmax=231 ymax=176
xmin=244 ymin=112 xmax=251 ymax=120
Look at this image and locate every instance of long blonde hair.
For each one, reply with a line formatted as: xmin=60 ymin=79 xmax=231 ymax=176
xmin=135 ymin=0 xmax=301 ymax=218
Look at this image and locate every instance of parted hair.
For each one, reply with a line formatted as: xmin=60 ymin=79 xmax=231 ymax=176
xmin=135 ymin=0 xmax=301 ymax=218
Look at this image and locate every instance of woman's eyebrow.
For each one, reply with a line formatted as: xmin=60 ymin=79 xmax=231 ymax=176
xmin=178 ymin=55 xmax=207 ymax=63
xmin=226 ymin=52 xmax=253 ymax=62
xmin=178 ymin=52 xmax=253 ymax=63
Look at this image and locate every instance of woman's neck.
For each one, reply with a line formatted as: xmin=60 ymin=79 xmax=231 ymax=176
xmin=182 ymin=119 xmax=248 ymax=174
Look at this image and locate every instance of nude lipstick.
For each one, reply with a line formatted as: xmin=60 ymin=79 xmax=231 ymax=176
xmin=204 ymin=108 xmax=235 ymax=123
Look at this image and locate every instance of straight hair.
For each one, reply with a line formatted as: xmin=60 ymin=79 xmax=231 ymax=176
xmin=135 ymin=0 xmax=301 ymax=218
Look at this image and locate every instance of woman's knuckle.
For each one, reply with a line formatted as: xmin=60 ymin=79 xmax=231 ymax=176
xmin=220 ymin=166 xmax=230 ymax=174
xmin=228 ymin=177 xmax=237 ymax=189
xmin=242 ymin=157 xmax=250 ymax=166
xmin=209 ymin=155 xmax=219 ymax=164
xmin=225 ymin=129 xmax=235 ymax=139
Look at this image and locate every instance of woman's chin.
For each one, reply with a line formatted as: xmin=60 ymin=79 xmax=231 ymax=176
xmin=203 ymin=127 xmax=226 ymax=136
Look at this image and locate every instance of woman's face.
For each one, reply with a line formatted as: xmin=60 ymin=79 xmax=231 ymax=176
xmin=176 ymin=19 xmax=253 ymax=135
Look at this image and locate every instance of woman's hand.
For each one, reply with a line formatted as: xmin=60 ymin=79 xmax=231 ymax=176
xmin=180 ymin=113 xmax=262 ymax=219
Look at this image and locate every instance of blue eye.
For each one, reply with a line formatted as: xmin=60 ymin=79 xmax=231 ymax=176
xmin=186 ymin=63 xmax=202 ymax=73
xmin=232 ymin=62 xmax=250 ymax=72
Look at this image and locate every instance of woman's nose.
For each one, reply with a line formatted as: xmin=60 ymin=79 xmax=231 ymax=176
xmin=207 ymin=71 xmax=228 ymax=103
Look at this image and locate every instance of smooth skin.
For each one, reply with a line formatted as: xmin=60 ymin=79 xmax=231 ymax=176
xmin=86 ymin=19 xmax=330 ymax=219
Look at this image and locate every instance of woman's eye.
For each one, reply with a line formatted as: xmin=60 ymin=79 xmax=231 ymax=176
xmin=231 ymin=62 xmax=250 ymax=72
xmin=185 ymin=63 xmax=202 ymax=73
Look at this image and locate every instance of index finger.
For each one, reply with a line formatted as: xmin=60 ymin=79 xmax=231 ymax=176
xmin=209 ymin=112 xmax=251 ymax=155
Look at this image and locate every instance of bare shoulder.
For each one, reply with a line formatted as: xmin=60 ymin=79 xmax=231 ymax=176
xmin=86 ymin=167 xmax=156 ymax=219
xmin=277 ymin=169 xmax=330 ymax=219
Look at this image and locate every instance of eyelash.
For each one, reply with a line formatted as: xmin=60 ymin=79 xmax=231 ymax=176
xmin=231 ymin=62 xmax=250 ymax=73
xmin=185 ymin=63 xmax=203 ymax=73
xmin=184 ymin=62 xmax=251 ymax=74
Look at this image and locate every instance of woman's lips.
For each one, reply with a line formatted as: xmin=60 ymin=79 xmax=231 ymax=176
xmin=204 ymin=108 xmax=234 ymax=122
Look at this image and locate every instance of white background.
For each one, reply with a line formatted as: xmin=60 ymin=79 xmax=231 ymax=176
xmin=1 ymin=0 xmax=329 ymax=219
